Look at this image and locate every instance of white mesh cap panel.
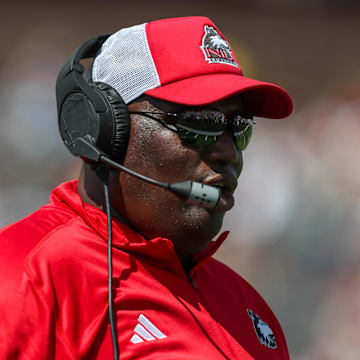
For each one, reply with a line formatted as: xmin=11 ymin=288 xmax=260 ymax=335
xmin=92 ymin=23 xmax=160 ymax=104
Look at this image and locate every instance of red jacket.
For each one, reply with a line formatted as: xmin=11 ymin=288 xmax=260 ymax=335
xmin=0 ymin=181 xmax=290 ymax=359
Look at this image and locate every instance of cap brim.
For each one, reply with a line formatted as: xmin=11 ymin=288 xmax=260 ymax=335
xmin=145 ymin=73 xmax=293 ymax=119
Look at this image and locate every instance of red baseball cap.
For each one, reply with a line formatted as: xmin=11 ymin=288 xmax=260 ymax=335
xmin=93 ymin=16 xmax=293 ymax=119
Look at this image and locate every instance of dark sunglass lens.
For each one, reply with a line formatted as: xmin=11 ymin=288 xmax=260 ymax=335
xmin=177 ymin=127 xmax=222 ymax=147
xmin=176 ymin=111 xmax=226 ymax=147
xmin=233 ymin=115 xmax=254 ymax=150
xmin=234 ymin=125 xmax=252 ymax=150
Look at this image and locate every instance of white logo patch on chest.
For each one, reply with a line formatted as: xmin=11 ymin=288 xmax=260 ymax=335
xmin=247 ymin=309 xmax=277 ymax=349
xmin=200 ymin=25 xmax=238 ymax=68
xmin=130 ymin=314 xmax=167 ymax=344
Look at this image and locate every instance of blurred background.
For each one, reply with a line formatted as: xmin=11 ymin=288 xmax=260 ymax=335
xmin=1 ymin=0 xmax=359 ymax=358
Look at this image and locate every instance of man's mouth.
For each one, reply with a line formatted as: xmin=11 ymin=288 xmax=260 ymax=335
xmin=203 ymin=174 xmax=238 ymax=194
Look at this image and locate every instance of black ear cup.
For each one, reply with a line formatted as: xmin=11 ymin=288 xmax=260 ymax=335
xmin=58 ymin=81 xmax=130 ymax=162
xmin=91 ymin=82 xmax=130 ymax=161
xmin=56 ymin=34 xmax=131 ymax=163
xmin=59 ymin=91 xmax=103 ymax=157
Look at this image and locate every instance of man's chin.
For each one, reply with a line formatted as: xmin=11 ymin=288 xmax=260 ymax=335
xmin=182 ymin=206 xmax=225 ymax=239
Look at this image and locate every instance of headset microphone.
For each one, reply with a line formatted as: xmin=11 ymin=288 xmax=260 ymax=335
xmin=76 ymin=136 xmax=221 ymax=209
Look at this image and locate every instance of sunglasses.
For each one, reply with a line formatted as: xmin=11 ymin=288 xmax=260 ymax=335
xmin=128 ymin=110 xmax=255 ymax=151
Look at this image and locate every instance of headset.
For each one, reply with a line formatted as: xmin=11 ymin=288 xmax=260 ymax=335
xmin=56 ymin=34 xmax=220 ymax=207
xmin=56 ymin=34 xmax=131 ymax=162
xmin=56 ymin=34 xmax=222 ymax=360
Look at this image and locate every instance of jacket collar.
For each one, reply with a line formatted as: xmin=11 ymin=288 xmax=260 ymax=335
xmin=50 ymin=180 xmax=229 ymax=272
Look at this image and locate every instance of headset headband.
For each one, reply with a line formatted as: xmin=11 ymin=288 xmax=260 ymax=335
xmin=55 ymin=34 xmax=111 ymax=118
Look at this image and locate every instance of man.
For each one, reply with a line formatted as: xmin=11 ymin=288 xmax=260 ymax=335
xmin=0 ymin=16 xmax=293 ymax=359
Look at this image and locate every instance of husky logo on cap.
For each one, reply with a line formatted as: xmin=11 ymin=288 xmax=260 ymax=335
xmin=247 ymin=309 xmax=277 ymax=349
xmin=200 ymin=25 xmax=238 ymax=68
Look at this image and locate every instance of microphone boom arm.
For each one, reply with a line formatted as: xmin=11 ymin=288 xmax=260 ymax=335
xmin=74 ymin=136 xmax=220 ymax=209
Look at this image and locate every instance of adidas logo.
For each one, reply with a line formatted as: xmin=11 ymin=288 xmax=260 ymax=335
xmin=130 ymin=314 xmax=167 ymax=344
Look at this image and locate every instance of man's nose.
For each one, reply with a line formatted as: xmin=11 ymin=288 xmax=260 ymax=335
xmin=205 ymin=129 xmax=242 ymax=173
